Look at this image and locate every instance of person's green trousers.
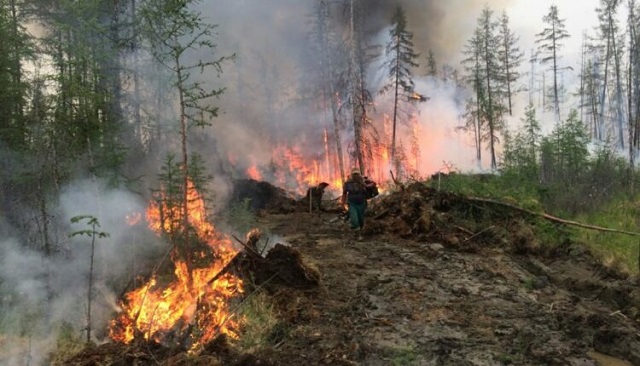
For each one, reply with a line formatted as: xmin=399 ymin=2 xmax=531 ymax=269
xmin=348 ymin=200 xmax=366 ymax=230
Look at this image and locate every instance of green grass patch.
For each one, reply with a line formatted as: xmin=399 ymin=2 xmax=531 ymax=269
xmin=522 ymin=277 xmax=536 ymax=291
xmin=223 ymin=198 xmax=273 ymax=246
xmin=236 ymin=291 xmax=281 ymax=352
xmin=574 ymin=197 xmax=640 ymax=274
xmin=495 ymin=352 xmax=523 ymax=364
xmin=428 ymin=172 xmax=541 ymax=207
xmin=224 ymin=198 xmax=258 ymax=235
xmin=48 ymin=322 xmax=86 ymax=365
xmin=428 ymin=172 xmax=640 ymax=273
xmin=388 ymin=345 xmax=418 ymax=366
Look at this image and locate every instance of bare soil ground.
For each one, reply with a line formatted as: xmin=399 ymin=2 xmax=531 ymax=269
xmin=253 ymin=210 xmax=640 ymax=366
xmin=64 ymin=184 xmax=640 ymax=365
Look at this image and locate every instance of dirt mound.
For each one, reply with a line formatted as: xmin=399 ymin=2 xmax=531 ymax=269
xmin=231 ymin=179 xmax=336 ymax=214
xmin=366 ymin=182 xmax=542 ymax=252
xmin=231 ymin=179 xmax=298 ymax=213
xmin=254 ymin=243 xmax=321 ymax=290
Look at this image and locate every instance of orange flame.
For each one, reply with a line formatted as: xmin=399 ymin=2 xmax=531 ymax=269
xmin=248 ymin=138 xmax=393 ymax=197
xmin=109 ymin=180 xmax=243 ymax=351
xmin=246 ymin=165 xmax=262 ymax=181
xmin=269 ymin=144 xmax=324 ymax=194
xmin=240 ymin=111 xmax=434 ymax=196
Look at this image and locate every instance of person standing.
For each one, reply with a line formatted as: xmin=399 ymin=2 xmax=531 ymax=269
xmin=341 ymin=168 xmax=369 ymax=240
xmin=305 ymin=182 xmax=330 ymax=211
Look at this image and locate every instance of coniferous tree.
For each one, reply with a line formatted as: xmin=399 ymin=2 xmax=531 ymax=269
xmin=462 ymin=6 xmax=504 ymax=170
xmin=140 ymin=0 xmax=232 ymax=278
xmin=581 ymin=58 xmax=603 ymax=139
xmin=9 ymin=1 xmax=135 ymax=302
xmin=541 ymin=109 xmax=589 ymax=185
xmin=0 ymin=0 xmax=32 ymax=149
xmin=462 ymin=27 xmax=485 ymax=168
xmin=595 ymin=0 xmax=626 ymax=148
xmin=479 ymin=6 xmax=504 ymax=170
xmin=627 ymin=0 xmax=640 ymax=170
xmin=503 ymin=104 xmax=542 ymax=175
xmin=426 ymin=49 xmax=437 ymax=77
xmin=461 ymin=97 xmax=483 ymax=167
xmin=536 ymin=5 xmax=570 ymax=119
xmin=380 ymin=4 xmax=419 ymax=174
xmin=347 ymin=0 xmax=360 ymax=172
xmin=520 ymin=104 xmax=542 ymax=178
xmin=310 ymin=0 xmax=346 ymax=183
xmin=346 ymin=0 xmax=380 ymax=175
xmin=498 ymin=11 xmax=524 ymax=116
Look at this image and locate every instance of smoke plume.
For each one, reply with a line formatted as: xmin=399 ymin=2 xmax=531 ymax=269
xmin=0 ymin=180 xmax=155 ymax=365
xmin=196 ymin=0 xmax=518 ymax=181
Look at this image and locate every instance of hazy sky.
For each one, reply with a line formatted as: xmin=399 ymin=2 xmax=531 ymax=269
xmin=508 ymin=0 xmax=600 ymax=64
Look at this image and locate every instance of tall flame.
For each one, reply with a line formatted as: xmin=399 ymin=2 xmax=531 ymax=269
xmin=109 ymin=180 xmax=243 ymax=351
xmin=238 ymin=110 xmax=436 ymax=196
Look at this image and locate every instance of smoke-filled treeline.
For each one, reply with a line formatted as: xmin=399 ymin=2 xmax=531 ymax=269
xmin=0 ymin=0 xmax=237 ymax=364
xmin=209 ymin=0 xmax=507 ymax=191
xmin=3 ymin=0 xmax=640 ymax=364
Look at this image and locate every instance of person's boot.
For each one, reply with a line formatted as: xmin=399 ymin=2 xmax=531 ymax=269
xmin=352 ymin=228 xmax=361 ymax=240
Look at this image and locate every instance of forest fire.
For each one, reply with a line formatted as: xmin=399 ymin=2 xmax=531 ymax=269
xmin=109 ymin=180 xmax=244 ymax=351
xmin=242 ymin=141 xmax=400 ymax=197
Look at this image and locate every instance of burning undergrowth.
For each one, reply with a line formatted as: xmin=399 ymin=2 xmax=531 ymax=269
xmin=108 ymin=180 xmax=246 ymax=351
xmin=67 ymin=179 xmax=320 ymax=365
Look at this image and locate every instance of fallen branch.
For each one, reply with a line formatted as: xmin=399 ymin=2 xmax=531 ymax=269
xmin=464 ymin=225 xmax=495 ymax=243
xmin=609 ymin=310 xmax=627 ymax=318
xmin=373 ymin=209 xmax=390 ymax=220
xmin=454 ymin=225 xmax=474 ymax=235
xmin=207 ymin=234 xmax=264 ymax=286
xmin=468 ymin=196 xmax=640 ymax=237
xmin=206 ymin=252 xmax=245 ymax=286
xmin=389 ymin=170 xmax=405 ymax=191
xmin=232 ymin=234 xmax=262 ymax=258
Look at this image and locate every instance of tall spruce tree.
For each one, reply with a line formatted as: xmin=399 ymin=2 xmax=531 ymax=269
xmin=379 ymin=4 xmax=419 ymax=174
xmin=462 ymin=6 xmax=504 ymax=170
xmin=501 ymin=109 xmax=540 ymax=179
xmin=520 ymin=103 xmax=542 ymax=178
xmin=426 ymin=49 xmax=437 ymax=77
xmin=596 ymin=0 xmax=625 ymax=148
xmin=462 ymin=26 xmax=485 ymax=168
xmin=479 ymin=6 xmax=504 ymax=170
xmin=140 ymin=0 xmax=231 ymax=278
xmin=310 ymin=0 xmax=346 ymax=183
xmin=536 ymin=5 xmax=570 ymax=119
xmin=628 ymin=0 xmax=640 ymax=171
xmin=498 ymin=11 xmax=524 ymax=116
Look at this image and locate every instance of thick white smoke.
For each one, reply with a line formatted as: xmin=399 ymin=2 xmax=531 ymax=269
xmin=0 ymin=180 xmax=155 ymax=365
xmin=192 ymin=0 xmax=603 ymax=181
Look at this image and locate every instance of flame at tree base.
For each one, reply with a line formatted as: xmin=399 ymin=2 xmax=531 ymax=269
xmin=109 ymin=181 xmax=244 ymax=351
